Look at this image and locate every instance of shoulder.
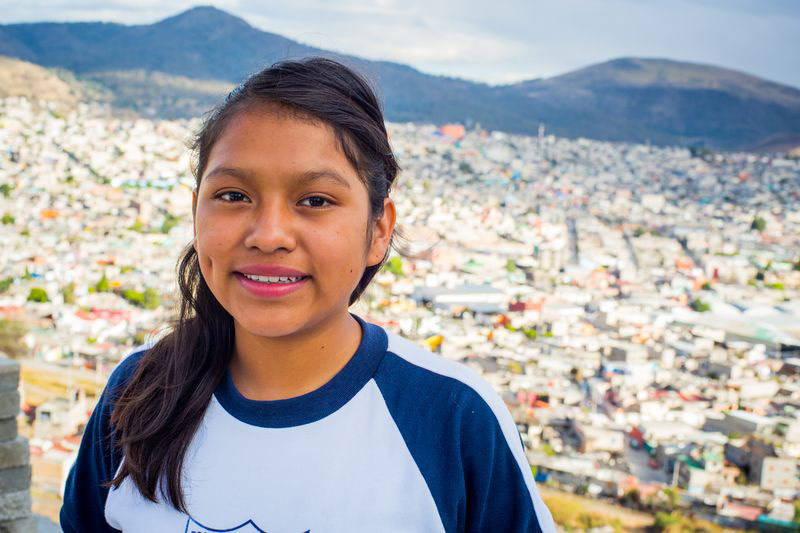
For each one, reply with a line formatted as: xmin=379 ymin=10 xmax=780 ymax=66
xmin=378 ymin=330 xmax=511 ymax=426
xmin=373 ymin=329 xmax=556 ymax=532
xmin=102 ymin=342 xmax=152 ymax=401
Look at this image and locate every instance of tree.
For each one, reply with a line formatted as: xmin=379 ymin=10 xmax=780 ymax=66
xmin=1 ymin=214 xmax=14 ymax=225
xmin=505 ymin=259 xmax=517 ymax=273
xmin=0 ymin=184 xmax=11 ymax=197
xmin=661 ymin=487 xmax=680 ymax=511
xmin=122 ymin=290 xmax=144 ymax=306
xmin=26 ymin=287 xmax=49 ymax=303
xmin=0 ymin=319 xmax=28 ymax=358
xmin=621 ymin=488 xmax=641 ymax=509
xmin=751 ymin=216 xmax=767 ymax=232
xmin=653 ymin=512 xmax=681 ymax=532
xmin=160 ymin=212 xmax=180 ymax=234
xmin=62 ymin=282 xmax=76 ymax=305
xmin=0 ymin=277 xmax=12 ymax=294
xmin=128 ymin=219 xmax=145 ymax=233
xmin=383 ymin=256 xmax=404 ymax=277
xmin=143 ymin=288 xmax=160 ymax=310
xmin=690 ymin=298 xmax=711 ymax=312
xmin=95 ymin=274 xmax=110 ymax=293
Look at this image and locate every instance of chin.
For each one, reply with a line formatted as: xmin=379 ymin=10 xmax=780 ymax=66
xmin=236 ymin=318 xmax=306 ymax=339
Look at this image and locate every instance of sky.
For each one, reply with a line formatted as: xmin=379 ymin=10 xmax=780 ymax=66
xmin=2 ymin=0 xmax=799 ymax=88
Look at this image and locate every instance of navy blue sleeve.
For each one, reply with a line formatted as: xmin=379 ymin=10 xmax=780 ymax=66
xmin=375 ymin=351 xmax=548 ymax=533
xmin=60 ymin=350 xmax=147 ymax=533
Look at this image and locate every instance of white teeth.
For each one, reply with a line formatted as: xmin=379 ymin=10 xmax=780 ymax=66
xmin=243 ymin=274 xmax=304 ymax=284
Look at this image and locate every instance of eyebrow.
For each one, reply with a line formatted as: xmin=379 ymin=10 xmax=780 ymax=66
xmin=204 ymin=166 xmax=351 ymax=190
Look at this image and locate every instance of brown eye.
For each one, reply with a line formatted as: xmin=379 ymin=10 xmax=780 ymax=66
xmin=300 ymin=196 xmax=330 ymax=208
xmin=217 ymin=191 xmax=250 ymax=203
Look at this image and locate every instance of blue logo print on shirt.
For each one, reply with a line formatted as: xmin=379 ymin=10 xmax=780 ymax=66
xmin=184 ymin=516 xmax=310 ymax=533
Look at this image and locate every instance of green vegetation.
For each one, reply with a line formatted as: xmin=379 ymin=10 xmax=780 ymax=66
xmin=382 ymin=256 xmax=404 ymax=277
xmin=122 ymin=289 xmax=145 ymax=306
xmin=122 ymin=287 xmax=160 ymax=309
xmin=690 ymin=297 xmax=711 ymax=312
xmin=160 ymin=212 xmax=180 ymax=234
xmin=620 ymin=489 xmax=641 ymax=508
xmin=542 ymin=443 xmax=556 ymax=457
xmin=701 ymin=281 xmax=712 ymax=290
xmin=128 ymin=219 xmax=146 ymax=233
xmin=143 ymin=288 xmax=160 ymax=310
xmin=522 ymin=328 xmax=538 ymax=340
xmin=542 ymin=493 xmax=623 ymax=533
xmin=62 ymin=282 xmax=76 ymax=305
xmin=458 ymin=161 xmax=473 ymax=174
xmin=0 ymin=319 xmax=28 ymax=359
xmin=653 ymin=512 xmax=681 ymax=530
xmin=95 ymin=274 xmax=110 ymax=293
xmin=651 ymin=511 xmax=724 ymax=533
xmin=751 ymin=216 xmax=767 ymax=232
xmin=1 ymin=213 xmax=14 ymax=225
xmin=26 ymin=287 xmax=49 ymax=303
xmin=661 ymin=488 xmax=680 ymax=512
xmin=0 ymin=184 xmax=11 ymax=197
xmin=767 ymin=282 xmax=785 ymax=291
xmin=0 ymin=277 xmax=12 ymax=294
xmin=505 ymin=259 xmax=517 ymax=273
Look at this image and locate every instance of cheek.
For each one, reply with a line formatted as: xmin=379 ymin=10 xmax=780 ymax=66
xmin=195 ymin=214 xmax=236 ymax=271
xmin=314 ymin=220 xmax=370 ymax=275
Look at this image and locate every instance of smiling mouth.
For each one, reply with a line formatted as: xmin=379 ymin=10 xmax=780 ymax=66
xmin=239 ymin=273 xmax=310 ymax=284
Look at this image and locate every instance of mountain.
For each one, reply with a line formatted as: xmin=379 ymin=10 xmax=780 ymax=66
xmin=504 ymin=58 xmax=800 ymax=151
xmin=1 ymin=6 xmax=798 ymax=151
xmin=0 ymin=55 xmax=109 ymax=109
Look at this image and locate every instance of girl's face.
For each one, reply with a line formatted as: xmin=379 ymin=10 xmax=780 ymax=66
xmin=192 ymin=109 xmax=394 ymax=340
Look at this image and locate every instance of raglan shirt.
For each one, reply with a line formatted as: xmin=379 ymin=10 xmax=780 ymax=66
xmin=60 ymin=316 xmax=555 ymax=533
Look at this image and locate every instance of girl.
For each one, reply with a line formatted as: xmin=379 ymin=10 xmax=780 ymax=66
xmin=60 ymin=58 xmax=555 ymax=533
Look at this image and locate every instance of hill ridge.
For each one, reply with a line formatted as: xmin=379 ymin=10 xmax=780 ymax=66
xmin=1 ymin=7 xmax=798 ymax=151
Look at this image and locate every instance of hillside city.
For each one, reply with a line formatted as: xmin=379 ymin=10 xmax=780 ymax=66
xmin=1 ymin=96 xmax=800 ymax=529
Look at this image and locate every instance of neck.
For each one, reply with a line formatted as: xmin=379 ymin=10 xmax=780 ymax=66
xmin=229 ymin=311 xmax=362 ymax=401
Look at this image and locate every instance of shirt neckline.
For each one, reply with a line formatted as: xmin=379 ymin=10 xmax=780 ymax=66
xmin=213 ymin=314 xmax=388 ymax=428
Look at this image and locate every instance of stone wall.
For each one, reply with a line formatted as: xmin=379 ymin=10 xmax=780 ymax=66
xmin=0 ymin=358 xmax=32 ymax=533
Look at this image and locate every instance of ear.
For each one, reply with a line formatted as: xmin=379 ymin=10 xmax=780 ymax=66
xmin=367 ymin=197 xmax=396 ymax=266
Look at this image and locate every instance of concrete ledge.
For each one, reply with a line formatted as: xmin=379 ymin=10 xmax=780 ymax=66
xmin=0 ymin=517 xmax=36 ymax=533
xmin=0 ymin=490 xmax=30 ymax=521
xmin=0 ymin=439 xmax=27 ymax=471
xmin=0 ymin=419 xmax=15 ymax=443
xmin=0 ymin=466 xmax=30 ymax=494
xmin=0 ymin=394 xmax=18 ymax=421
xmin=0 ymin=361 xmax=19 ymax=394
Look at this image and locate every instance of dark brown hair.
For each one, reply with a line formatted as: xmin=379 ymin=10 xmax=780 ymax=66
xmin=109 ymin=57 xmax=400 ymax=510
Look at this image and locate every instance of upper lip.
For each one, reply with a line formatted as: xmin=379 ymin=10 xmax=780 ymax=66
xmin=235 ymin=264 xmax=310 ymax=277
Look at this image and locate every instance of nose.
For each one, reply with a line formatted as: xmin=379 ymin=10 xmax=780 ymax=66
xmin=242 ymin=199 xmax=297 ymax=254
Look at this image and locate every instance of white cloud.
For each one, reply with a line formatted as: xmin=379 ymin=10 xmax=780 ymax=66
xmin=1 ymin=0 xmax=798 ymax=87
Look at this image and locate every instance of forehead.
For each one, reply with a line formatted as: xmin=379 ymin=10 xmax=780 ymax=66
xmin=201 ymin=107 xmax=358 ymax=184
